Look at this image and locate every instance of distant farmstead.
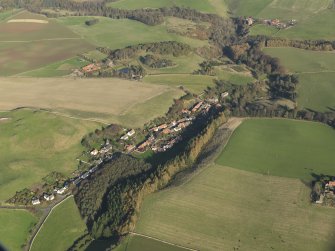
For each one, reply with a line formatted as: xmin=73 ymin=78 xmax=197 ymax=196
xmin=82 ymin=63 xmax=101 ymax=73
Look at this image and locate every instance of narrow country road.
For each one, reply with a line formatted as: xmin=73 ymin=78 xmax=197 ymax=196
xmin=27 ymin=195 xmax=73 ymax=251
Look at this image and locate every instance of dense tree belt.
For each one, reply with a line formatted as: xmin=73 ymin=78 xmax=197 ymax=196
xmin=97 ymin=41 xmax=193 ymax=59
xmin=264 ymin=37 xmax=335 ymax=51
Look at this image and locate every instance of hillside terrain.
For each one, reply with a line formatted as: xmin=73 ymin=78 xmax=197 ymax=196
xmin=0 ymin=0 xmax=334 ymax=251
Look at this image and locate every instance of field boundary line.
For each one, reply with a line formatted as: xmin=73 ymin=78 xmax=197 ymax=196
xmin=0 ymin=37 xmax=83 ymax=43
xmin=129 ymin=232 xmax=199 ymax=251
xmin=28 ymin=195 xmax=73 ymax=251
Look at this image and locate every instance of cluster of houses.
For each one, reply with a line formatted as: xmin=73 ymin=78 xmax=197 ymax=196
xmin=31 ymin=185 xmax=68 ymax=205
xmin=245 ymin=16 xmax=297 ymax=29
xmin=315 ymin=181 xmax=335 ymax=205
xmin=120 ymin=98 xmax=222 ymax=154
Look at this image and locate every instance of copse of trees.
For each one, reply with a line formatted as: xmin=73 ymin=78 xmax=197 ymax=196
xmin=139 ymin=54 xmax=174 ymax=68
xmin=268 ymin=74 xmax=299 ymax=101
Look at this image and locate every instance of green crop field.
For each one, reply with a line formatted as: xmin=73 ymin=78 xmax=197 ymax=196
xmin=264 ymin=47 xmax=335 ymax=111
xmin=106 ymin=0 xmax=228 ymax=16
xmin=31 ymin=196 xmax=87 ymax=251
xmin=0 ymin=109 xmax=100 ymax=202
xmin=217 ymin=119 xmax=335 ymax=181
xmin=0 ymin=209 xmax=37 ymax=251
xmin=228 ymin=0 xmax=335 ymax=40
xmin=136 ymin=163 xmax=335 ymax=251
xmin=0 ymin=11 xmax=93 ymax=76
xmin=57 ymin=16 xmax=208 ymax=49
xmin=0 ymin=77 xmax=179 ymax=126
xmin=115 ymin=235 xmax=188 ymax=251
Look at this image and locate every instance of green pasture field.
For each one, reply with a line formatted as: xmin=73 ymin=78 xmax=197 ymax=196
xmin=297 ymin=73 xmax=335 ymax=111
xmin=249 ymin=24 xmax=279 ymax=36
xmin=217 ymin=119 xmax=335 ymax=181
xmin=106 ymin=0 xmax=228 ymax=16
xmin=227 ymin=0 xmax=335 ymax=40
xmin=81 ymin=49 xmax=108 ymax=61
xmin=144 ymin=70 xmax=254 ymax=94
xmin=263 ymin=47 xmax=335 ymax=73
xmin=31 ymin=196 xmax=87 ymax=251
xmin=0 ymin=77 xmax=181 ymax=127
xmin=56 ymin=16 xmax=208 ymax=49
xmin=115 ymin=235 xmax=188 ymax=251
xmin=117 ymin=89 xmax=184 ymax=126
xmin=0 ymin=109 xmax=100 ymax=202
xmin=0 ymin=11 xmax=93 ymax=76
xmin=264 ymin=47 xmax=335 ymax=111
xmin=0 ymin=209 xmax=37 ymax=251
xmin=18 ymin=57 xmax=89 ymax=77
xmin=143 ymin=74 xmax=216 ymax=94
xmin=136 ymin=163 xmax=335 ymax=251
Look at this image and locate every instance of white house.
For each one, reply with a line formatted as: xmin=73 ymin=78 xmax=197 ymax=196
xmin=90 ymin=149 xmax=99 ymax=156
xmin=32 ymin=198 xmax=40 ymax=205
xmin=120 ymin=134 xmax=129 ymax=140
xmin=221 ymin=92 xmax=229 ymax=98
xmin=56 ymin=186 xmax=68 ymax=195
xmin=44 ymin=194 xmax=55 ymax=201
xmin=127 ymin=129 xmax=136 ymax=137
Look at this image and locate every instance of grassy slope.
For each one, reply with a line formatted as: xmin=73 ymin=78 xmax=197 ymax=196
xmin=106 ymin=0 xmax=228 ymax=16
xmin=136 ymin=163 xmax=335 ymax=251
xmin=0 ymin=209 xmax=37 ymax=251
xmin=0 ymin=109 xmax=100 ymax=202
xmin=17 ymin=57 xmax=89 ymax=77
xmin=264 ymin=47 xmax=335 ymax=111
xmin=31 ymin=197 xmax=87 ymax=251
xmin=57 ymin=16 xmax=208 ymax=49
xmin=217 ymin=119 xmax=335 ymax=181
xmin=0 ymin=77 xmax=172 ymax=123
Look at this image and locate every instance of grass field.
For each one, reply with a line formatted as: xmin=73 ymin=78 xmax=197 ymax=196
xmin=136 ymin=163 xmax=335 ymax=251
xmin=264 ymin=47 xmax=335 ymax=111
xmin=144 ymin=70 xmax=254 ymax=94
xmin=228 ymin=0 xmax=335 ymax=40
xmin=0 ymin=109 xmax=100 ymax=202
xmin=217 ymin=119 xmax=335 ymax=181
xmin=31 ymin=196 xmax=87 ymax=251
xmin=0 ymin=77 xmax=179 ymax=126
xmin=106 ymin=0 xmax=228 ymax=16
xmin=115 ymin=235 xmax=188 ymax=251
xmin=0 ymin=209 xmax=37 ymax=251
xmin=144 ymin=74 xmax=216 ymax=94
xmin=17 ymin=57 xmax=89 ymax=77
xmin=57 ymin=16 xmax=208 ymax=49
xmin=0 ymin=11 xmax=93 ymax=76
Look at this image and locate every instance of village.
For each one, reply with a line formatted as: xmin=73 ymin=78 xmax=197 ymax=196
xmin=13 ymin=91 xmax=227 ymax=206
xmin=245 ymin=16 xmax=297 ymax=29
